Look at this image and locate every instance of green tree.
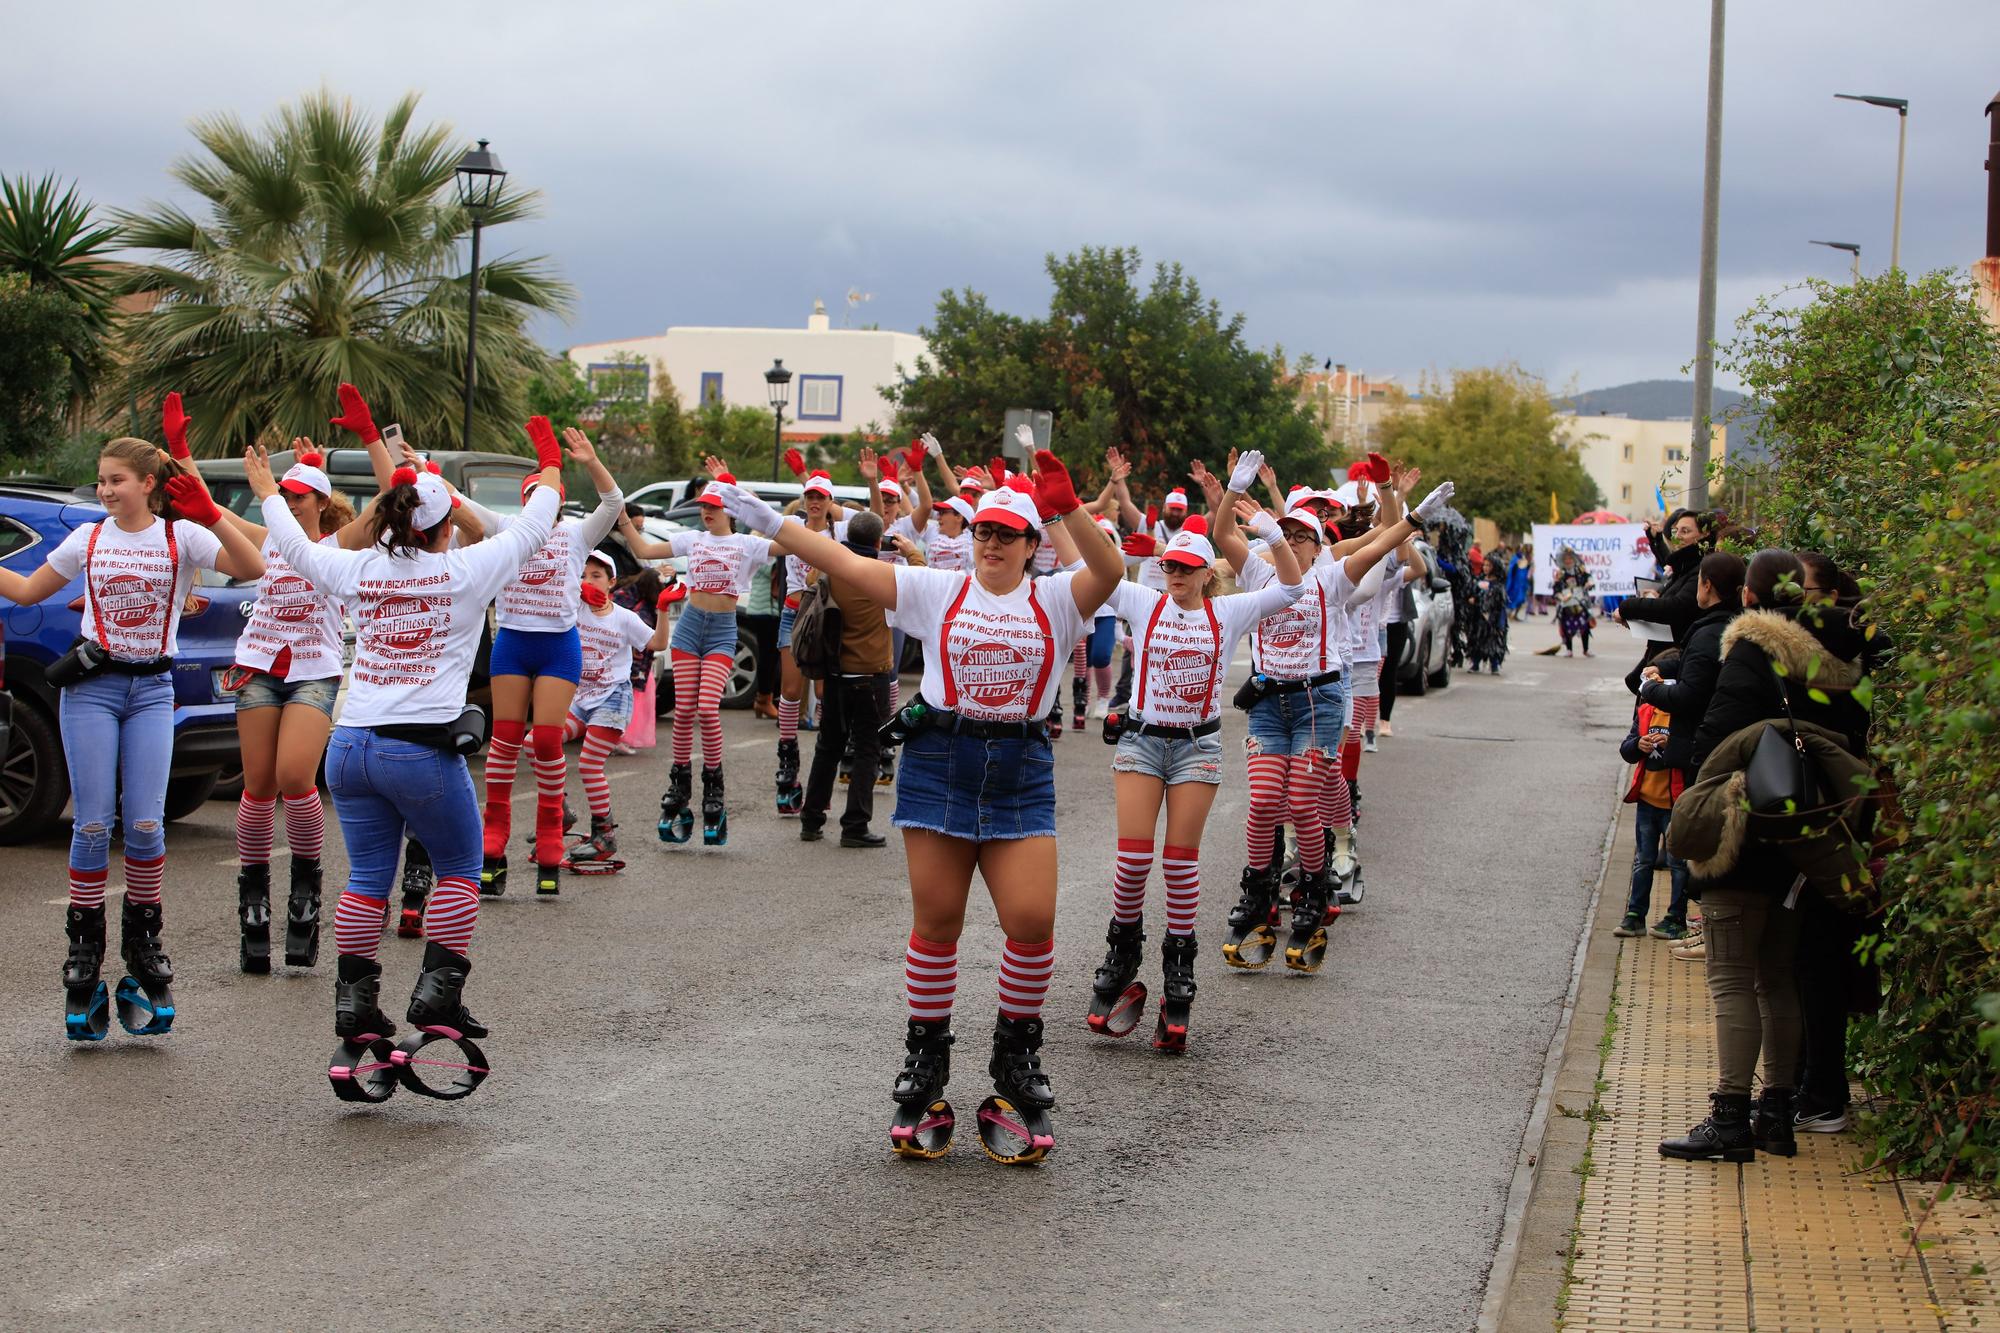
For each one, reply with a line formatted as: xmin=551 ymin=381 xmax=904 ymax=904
xmin=687 ymin=402 xmax=781 ymax=476
xmin=0 ymin=273 xmax=91 ymax=464
xmin=113 ymin=89 xmax=573 ymax=456
xmin=526 ymin=354 xmax=596 ymax=433
xmin=1371 ymin=365 xmax=1600 ymax=534
xmin=0 ymin=174 xmax=122 ymax=413
xmin=888 ymin=246 xmax=1329 ymax=502
xmin=647 ymin=365 xmax=695 ymax=477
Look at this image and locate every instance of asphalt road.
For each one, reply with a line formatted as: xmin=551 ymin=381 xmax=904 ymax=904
xmin=1 ymin=642 xmax=1632 ymax=1332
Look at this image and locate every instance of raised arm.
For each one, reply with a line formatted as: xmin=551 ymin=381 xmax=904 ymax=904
xmin=562 ymin=427 xmax=625 ymax=545
xmin=328 ymin=382 xmax=396 ymax=493
xmin=712 ymin=484 xmax=900 ymax=609
xmin=1106 ymin=447 xmax=1144 ymax=531
xmin=166 ymin=471 xmax=263 ymax=581
xmin=1339 ymin=480 xmax=1455 ymax=587
xmin=1013 ymin=432 xmax=1121 ymax=616
xmin=246 ymin=449 xmax=361 ymax=598
xmin=858 ymin=446 xmax=885 ymax=517
xmin=904 ymin=435 xmax=936 ymax=532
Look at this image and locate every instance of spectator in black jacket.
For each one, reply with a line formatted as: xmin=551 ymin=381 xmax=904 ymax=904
xmin=1638 ymin=550 xmax=1745 ymax=782
xmin=1619 ymin=508 xmax=1711 ymax=693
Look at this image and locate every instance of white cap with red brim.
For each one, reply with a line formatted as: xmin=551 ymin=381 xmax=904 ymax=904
xmin=940 ymin=496 xmax=975 ymax=524
xmin=585 ymin=548 xmax=617 ymax=575
xmin=971 ymin=486 xmax=1040 ymax=531
xmin=280 ymin=460 xmax=332 ymax=498
xmin=959 ymin=474 xmax=986 ymax=493
xmin=878 ymin=478 xmax=904 ymax=501
xmin=1332 ymin=480 xmax=1374 ymax=509
xmin=696 ymin=472 xmax=738 ymax=505
xmin=1161 ymin=530 xmax=1216 ymax=567
xmin=803 ymin=470 xmax=835 ymax=497
xmin=1163 ymin=489 xmax=1189 ymax=510
xmin=1280 ymin=510 xmax=1326 ymax=542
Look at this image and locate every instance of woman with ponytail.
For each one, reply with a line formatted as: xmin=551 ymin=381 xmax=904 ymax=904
xmin=241 ymin=422 xmax=568 ymax=1079
xmin=0 ymin=400 xmax=264 ymax=1041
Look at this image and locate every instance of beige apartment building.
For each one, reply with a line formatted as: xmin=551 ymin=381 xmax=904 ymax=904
xmin=1558 ymin=413 xmax=1727 ymax=520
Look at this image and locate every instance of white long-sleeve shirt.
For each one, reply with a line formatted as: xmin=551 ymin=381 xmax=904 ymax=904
xmin=460 ymin=489 xmax=623 ymax=633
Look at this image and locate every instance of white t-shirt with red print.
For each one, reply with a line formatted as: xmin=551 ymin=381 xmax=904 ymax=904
xmin=1135 ymin=517 xmax=1184 ymax=592
xmin=1105 ymin=578 xmax=1303 ymax=726
xmin=468 ymin=491 xmax=621 ymax=634
xmin=924 ymin=519 xmax=972 ymax=574
xmin=895 ymin=566 xmax=1089 ymax=723
xmin=670 ymin=530 xmax=776 ymax=598
xmin=1241 ymin=554 xmax=1356 ymax=680
xmin=234 ymin=532 xmax=344 ymax=680
xmin=1346 ymin=551 xmax=1399 ymax=663
xmin=260 ymin=487 xmax=561 ymax=728
xmin=575 ymin=603 xmax=655 ymax=710
xmin=48 ymin=516 xmax=223 ymax=663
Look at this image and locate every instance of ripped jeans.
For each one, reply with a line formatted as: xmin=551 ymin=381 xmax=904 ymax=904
xmin=59 ymin=672 xmax=174 ymax=874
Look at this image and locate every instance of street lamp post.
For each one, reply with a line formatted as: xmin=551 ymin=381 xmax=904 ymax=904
xmin=454 ymin=139 xmax=507 ymax=450
xmin=1687 ymin=0 xmax=1726 ymax=509
xmin=1835 ymin=93 xmax=1908 ymax=272
xmin=1810 ymin=239 xmax=1862 ymax=283
xmin=764 ymin=359 xmax=793 ymax=481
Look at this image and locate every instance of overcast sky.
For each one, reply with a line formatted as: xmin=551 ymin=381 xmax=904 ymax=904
xmin=4 ymin=1 xmax=1993 ymax=395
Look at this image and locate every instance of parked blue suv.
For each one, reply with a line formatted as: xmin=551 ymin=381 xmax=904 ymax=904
xmin=0 ymin=483 xmax=254 ymax=844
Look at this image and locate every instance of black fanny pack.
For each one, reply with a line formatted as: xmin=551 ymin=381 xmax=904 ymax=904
xmin=1232 ymin=668 xmax=1340 ymax=710
xmin=47 ymin=637 xmax=173 ymax=689
xmin=374 ymin=706 xmax=490 ymax=757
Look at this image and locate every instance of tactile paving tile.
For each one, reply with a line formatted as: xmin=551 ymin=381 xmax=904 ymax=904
xmin=1903 ymin=1186 xmax=1999 ymax=1329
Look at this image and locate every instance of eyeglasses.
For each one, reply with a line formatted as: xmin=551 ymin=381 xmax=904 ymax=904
xmin=1283 ymin=530 xmax=1320 ymax=547
xmin=1156 ymin=559 xmax=1206 ymax=576
xmin=971 ymin=522 xmax=1025 ymax=545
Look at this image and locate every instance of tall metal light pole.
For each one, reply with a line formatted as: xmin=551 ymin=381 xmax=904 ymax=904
xmin=764 ymin=359 xmax=793 ymax=481
xmin=1688 ymin=0 xmax=1726 ymax=509
xmin=1809 ymin=239 xmax=1862 ymax=282
xmin=1835 ymin=93 xmax=1909 ymax=272
xmin=454 ymin=139 xmax=507 ymax=451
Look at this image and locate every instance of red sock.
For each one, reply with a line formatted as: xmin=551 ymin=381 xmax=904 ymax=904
xmin=698 ymin=655 xmax=730 ymax=768
xmin=333 ymin=891 xmax=384 ymax=960
xmin=236 ymin=794 xmax=276 ymax=865
xmin=282 ymin=790 xmax=324 ymax=861
xmin=1245 ymin=754 xmax=1288 ymax=868
xmin=68 ymin=864 xmax=108 ymax=910
xmin=579 ymin=725 xmax=619 ymax=819
xmin=997 ymin=937 xmax=1056 ymax=1020
xmin=670 ymin=652 xmax=699 ymax=765
xmin=483 ymin=719 xmax=525 ymax=857
xmin=905 ymin=932 xmax=958 ymax=1020
xmin=531 ymin=724 xmax=566 ymax=865
xmin=1112 ymin=837 xmax=1153 ymax=924
xmin=124 ymin=854 xmax=164 ymax=906
xmin=1162 ymin=845 xmax=1200 ymax=936
xmin=1340 ymin=736 xmax=1361 ymax=783
xmin=422 ymin=876 xmax=479 ymax=954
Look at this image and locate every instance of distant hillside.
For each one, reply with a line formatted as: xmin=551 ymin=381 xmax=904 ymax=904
xmin=1562 ymin=379 xmax=1773 ymax=464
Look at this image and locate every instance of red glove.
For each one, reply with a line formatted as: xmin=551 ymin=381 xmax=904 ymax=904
xmin=525 ymin=415 xmax=563 ymax=471
xmin=657 ymin=584 xmax=687 ymax=609
xmin=1366 ymin=451 xmax=1392 ymax=484
xmin=164 ymin=474 xmax=223 ymax=527
xmin=1121 ymin=533 xmax=1158 ymax=557
xmin=879 ymin=457 xmax=899 ymax=482
xmin=988 ymin=457 xmax=1009 ymax=490
xmin=783 ymin=448 xmax=807 ymax=479
xmin=903 ymin=437 xmax=929 ymax=470
xmin=1145 ymin=503 xmax=1159 ymax=528
xmin=161 ymin=392 xmax=192 ymax=460
xmin=330 ymin=383 xmax=381 ymax=444
xmin=1030 ymin=450 xmax=1080 ymax=516
xmin=580 ymin=582 xmax=610 ymax=608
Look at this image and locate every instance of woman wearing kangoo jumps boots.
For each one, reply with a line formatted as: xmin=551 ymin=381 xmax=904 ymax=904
xmin=0 ymin=410 xmax=265 ymax=1041
xmin=707 ymin=426 xmax=1125 ymax=1165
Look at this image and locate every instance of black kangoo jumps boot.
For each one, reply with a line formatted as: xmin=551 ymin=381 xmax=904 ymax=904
xmin=979 ymin=1013 xmax=1056 ymax=1165
xmin=1660 ymin=1092 xmax=1755 ymax=1162
xmin=406 ymin=940 xmax=489 ymax=1039
xmin=115 ymin=898 xmax=176 ymax=1035
xmin=285 ymin=855 xmax=322 ymax=968
xmin=334 ymin=955 xmax=396 ymax=1042
xmin=700 ymin=765 xmax=727 ymax=846
xmin=1753 ymin=1087 xmax=1798 ymax=1158
xmin=1154 ymin=933 xmax=1198 ymax=1053
xmin=1223 ymin=863 xmax=1279 ymax=969
xmin=889 ymin=1018 xmax=956 ymax=1159
xmin=1085 ymin=918 xmax=1146 ymax=1037
xmin=237 ymin=862 xmax=272 ymax=974
xmin=63 ymin=904 xmax=110 ymax=1041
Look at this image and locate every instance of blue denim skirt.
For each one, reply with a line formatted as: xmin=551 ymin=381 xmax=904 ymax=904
xmin=892 ymin=726 xmax=1056 ymax=841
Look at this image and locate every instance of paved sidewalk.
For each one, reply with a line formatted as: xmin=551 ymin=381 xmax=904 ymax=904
xmin=1550 ymin=806 xmax=2000 ymax=1331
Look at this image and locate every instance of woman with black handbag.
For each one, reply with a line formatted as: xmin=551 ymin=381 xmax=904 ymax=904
xmin=1660 ymin=549 xmax=1873 ymax=1164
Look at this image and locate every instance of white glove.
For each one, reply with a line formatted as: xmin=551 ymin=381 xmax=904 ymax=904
xmin=1412 ymin=481 xmax=1456 ymax=524
xmin=714 ymin=483 xmax=784 ymax=537
xmin=1013 ymin=423 xmax=1036 ymax=454
xmin=1228 ymin=449 xmax=1264 ymax=495
xmin=1247 ymin=510 xmax=1282 ymax=543
xmin=919 ymin=431 xmax=941 ymax=456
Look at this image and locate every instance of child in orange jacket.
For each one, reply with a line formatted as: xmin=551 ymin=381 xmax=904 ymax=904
xmin=1617 ymin=648 xmax=1690 ymax=938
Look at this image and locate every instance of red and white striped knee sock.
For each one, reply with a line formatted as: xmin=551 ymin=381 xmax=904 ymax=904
xmin=905 ymin=932 xmax=958 ymax=1021
xmin=1322 ymin=769 xmax=1355 ymax=830
xmin=236 ymin=794 xmax=277 ymax=866
xmin=670 ymin=652 xmax=699 ymax=766
xmin=888 ymin=674 xmax=902 ymax=715
xmin=579 ymin=725 xmax=619 ymax=818
xmin=421 ymin=876 xmax=480 ymax=954
xmin=562 ymin=713 xmax=586 ymax=743
xmin=1092 ymin=664 xmax=1114 ymax=697
xmin=777 ymin=695 xmax=800 ymax=741
xmin=1354 ymin=694 xmax=1380 ymax=735
xmin=531 ymin=724 xmax=566 ymax=865
xmin=1071 ymin=639 xmax=1089 ymax=681
xmin=334 ymin=891 xmax=385 ymax=960
xmin=124 ymin=854 xmax=164 ymax=906
xmin=1112 ymin=837 xmax=1153 ymax=924
xmin=997 ymin=937 xmax=1056 ymax=1020
xmin=483 ymin=719 xmax=524 ymax=857
xmin=282 ymin=790 xmax=324 ymax=862
xmin=1288 ymin=760 xmax=1327 ymax=874
xmin=697 ymin=655 xmax=730 ymax=768
xmin=1245 ymin=754 xmax=1288 ymax=868
xmin=68 ymin=864 xmax=107 ymax=910
xmin=1162 ymin=845 xmax=1200 ymax=936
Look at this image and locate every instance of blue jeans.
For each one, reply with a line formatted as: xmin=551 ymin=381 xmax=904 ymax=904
xmin=1627 ymin=801 xmax=1690 ymax=923
xmin=59 ymin=672 xmax=174 ymax=873
xmin=325 ymin=726 xmax=482 ymax=900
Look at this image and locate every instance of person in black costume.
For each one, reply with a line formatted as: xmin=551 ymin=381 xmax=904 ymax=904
xmin=1464 ymin=552 xmax=1511 ymax=672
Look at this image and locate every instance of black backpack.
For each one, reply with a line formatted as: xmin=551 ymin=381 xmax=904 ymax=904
xmin=790 ymin=578 xmax=845 ymax=680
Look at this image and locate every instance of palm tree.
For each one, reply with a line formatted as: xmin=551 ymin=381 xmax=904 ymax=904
xmin=0 ymin=174 xmax=123 ymax=411
xmin=114 ymin=90 xmax=573 ymax=456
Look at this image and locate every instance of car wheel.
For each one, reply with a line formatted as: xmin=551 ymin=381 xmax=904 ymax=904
xmin=1428 ymin=648 xmax=1450 ymax=690
xmin=163 ymin=771 xmax=220 ymax=823
xmin=1406 ymin=632 xmax=1430 ymax=696
xmin=0 ymin=696 xmax=70 ymax=845
xmin=721 ymin=629 xmax=758 ymax=710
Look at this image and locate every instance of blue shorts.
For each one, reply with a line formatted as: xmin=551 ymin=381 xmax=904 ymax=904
xmin=235 ymin=671 xmax=339 ymax=718
xmin=1112 ymin=728 xmax=1224 ymax=785
xmin=1083 ymin=615 xmax=1115 ymax=669
xmin=570 ymin=682 xmax=634 ymax=732
xmin=892 ymin=727 xmax=1056 ymax=841
xmin=670 ymin=605 xmax=738 ymax=659
xmin=490 ymin=626 xmax=583 ymax=684
xmin=777 ymin=604 xmax=796 ymax=651
xmin=1244 ymin=678 xmax=1347 ymax=758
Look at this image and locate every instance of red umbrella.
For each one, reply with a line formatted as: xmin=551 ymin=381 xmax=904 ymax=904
xmin=1571 ymin=509 xmax=1627 ymax=524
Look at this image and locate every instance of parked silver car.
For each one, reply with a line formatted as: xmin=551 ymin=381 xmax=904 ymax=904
xmin=1395 ymin=539 xmax=1453 ymax=695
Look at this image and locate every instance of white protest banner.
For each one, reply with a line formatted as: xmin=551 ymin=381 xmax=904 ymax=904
xmin=1530 ymin=524 xmax=1654 ymax=597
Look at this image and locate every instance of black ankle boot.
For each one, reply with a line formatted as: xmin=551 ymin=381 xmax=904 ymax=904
xmin=237 ymin=862 xmax=271 ymax=974
xmin=1753 ymin=1087 xmax=1798 ymax=1157
xmin=1660 ymin=1092 xmax=1755 ymax=1162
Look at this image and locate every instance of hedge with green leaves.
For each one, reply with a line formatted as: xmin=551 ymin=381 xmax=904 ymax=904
xmin=1720 ymin=270 xmax=2000 ymax=1183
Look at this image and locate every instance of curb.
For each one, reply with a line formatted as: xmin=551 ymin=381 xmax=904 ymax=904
xmin=1476 ymin=780 xmax=1626 ymax=1333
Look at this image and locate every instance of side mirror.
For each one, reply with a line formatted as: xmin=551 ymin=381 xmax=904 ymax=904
xmin=1430 ymin=576 xmax=1451 ymax=593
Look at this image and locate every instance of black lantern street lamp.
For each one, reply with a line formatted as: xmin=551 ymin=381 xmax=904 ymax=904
xmin=765 ymin=358 xmax=793 ymax=481
xmin=454 ymin=138 xmax=507 ymax=450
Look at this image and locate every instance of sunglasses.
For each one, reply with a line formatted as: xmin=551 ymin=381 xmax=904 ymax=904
xmin=971 ymin=522 xmax=1026 ymax=545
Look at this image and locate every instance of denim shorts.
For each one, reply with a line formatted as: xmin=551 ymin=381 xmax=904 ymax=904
xmin=1112 ymin=728 xmax=1224 ymax=785
xmin=671 ymin=605 xmax=738 ymax=659
xmin=892 ymin=727 xmax=1056 ymax=841
xmin=235 ymin=671 xmax=339 ymax=717
xmin=571 ymin=681 xmax=634 ymax=732
xmin=777 ymin=604 xmax=795 ymax=651
xmin=1244 ymin=677 xmax=1347 ymax=758
xmin=490 ymin=626 xmax=583 ymax=683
